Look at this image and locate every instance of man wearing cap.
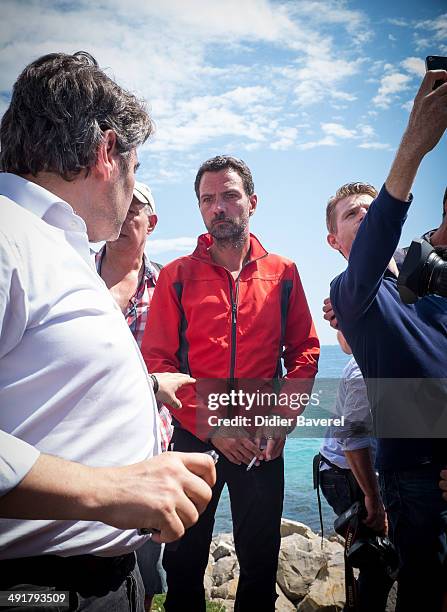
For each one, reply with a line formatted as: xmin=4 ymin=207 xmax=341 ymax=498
xmin=96 ymin=181 xmax=173 ymax=609
xmin=96 ymin=182 xmax=174 ymax=453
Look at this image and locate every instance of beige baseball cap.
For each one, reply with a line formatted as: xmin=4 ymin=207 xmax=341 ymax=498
xmin=133 ymin=181 xmax=156 ymax=216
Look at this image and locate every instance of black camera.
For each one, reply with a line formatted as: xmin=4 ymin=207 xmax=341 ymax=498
xmin=397 ymin=238 xmax=447 ymax=304
xmin=334 ymin=501 xmax=399 ymax=580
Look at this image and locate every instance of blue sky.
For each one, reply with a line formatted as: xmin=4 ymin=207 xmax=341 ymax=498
xmin=1 ymin=0 xmax=446 ymax=343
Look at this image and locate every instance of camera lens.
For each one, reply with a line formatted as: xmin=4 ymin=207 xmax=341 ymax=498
xmin=398 ymin=239 xmax=447 ymax=303
xmin=428 ymin=250 xmax=447 ymax=298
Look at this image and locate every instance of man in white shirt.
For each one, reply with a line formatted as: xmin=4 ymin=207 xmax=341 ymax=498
xmin=0 ymin=51 xmax=215 ymax=610
xmin=318 ymin=331 xmax=393 ymax=612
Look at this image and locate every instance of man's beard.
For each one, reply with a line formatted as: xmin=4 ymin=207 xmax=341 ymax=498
xmin=209 ymin=216 xmax=248 ymax=248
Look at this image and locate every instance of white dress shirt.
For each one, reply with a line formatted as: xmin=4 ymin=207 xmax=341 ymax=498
xmin=0 ymin=173 xmax=160 ymax=559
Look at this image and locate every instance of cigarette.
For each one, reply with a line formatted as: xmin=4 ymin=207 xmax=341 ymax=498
xmin=246 ymin=455 xmax=257 ymax=471
xmin=246 ymin=441 xmax=267 ymax=471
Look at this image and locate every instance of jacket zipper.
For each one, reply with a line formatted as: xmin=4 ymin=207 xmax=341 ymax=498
xmin=227 ymin=273 xmax=240 ymax=383
xmin=191 ymin=249 xmax=268 ymax=381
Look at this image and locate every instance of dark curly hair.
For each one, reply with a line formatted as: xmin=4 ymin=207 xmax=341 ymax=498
xmin=0 ymin=51 xmax=153 ymax=180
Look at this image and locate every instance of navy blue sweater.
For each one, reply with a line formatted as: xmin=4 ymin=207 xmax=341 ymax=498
xmin=330 ymin=185 xmax=447 ymax=470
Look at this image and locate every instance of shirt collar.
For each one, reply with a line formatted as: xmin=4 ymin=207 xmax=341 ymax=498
xmin=95 ymin=246 xmax=157 ymax=283
xmin=0 ymin=172 xmax=86 ymax=233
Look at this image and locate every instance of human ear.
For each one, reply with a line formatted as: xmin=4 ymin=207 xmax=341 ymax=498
xmin=147 ymin=214 xmax=158 ymax=235
xmin=327 ymin=233 xmax=340 ymax=251
xmin=248 ymin=194 xmax=257 ymax=216
xmin=94 ymin=130 xmax=119 ymax=180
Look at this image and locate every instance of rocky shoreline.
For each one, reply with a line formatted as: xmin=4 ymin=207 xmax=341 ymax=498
xmin=206 ymin=519 xmax=397 ymax=611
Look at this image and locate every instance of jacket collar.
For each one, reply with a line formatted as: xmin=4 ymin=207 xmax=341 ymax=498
xmin=192 ymin=232 xmax=268 ymax=264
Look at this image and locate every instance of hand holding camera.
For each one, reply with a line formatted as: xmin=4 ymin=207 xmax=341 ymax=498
xmin=334 ymin=500 xmax=399 ymax=581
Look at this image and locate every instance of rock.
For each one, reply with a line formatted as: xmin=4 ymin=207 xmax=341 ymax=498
xmin=386 ymin=582 xmax=397 ymax=612
xmin=328 ymin=533 xmax=345 ymax=546
xmin=297 ymin=564 xmax=345 ymax=612
xmin=281 ymin=518 xmax=319 ymax=540
xmin=209 ymin=523 xmax=349 ymax=611
xmin=211 ymin=576 xmax=239 ymax=600
xmin=277 ymin=533 xmax=327 ymax=601
xmin=275 ymin=583 xmax=296 ymax=611
xmin=213 ymin=554 xmax=237 ymax=586
xmin=213 ymin=533 xmax=234 ymax=546
xmin=309 ymin=537 xmax=344 ymax=568
xmin=213 ymin=541 xmax=235 ymax=561
xmin=204 ymin=554 xmax=214 ymax=599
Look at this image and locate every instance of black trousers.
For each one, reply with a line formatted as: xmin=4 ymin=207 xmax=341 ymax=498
xmin=0 ymin=552 xmax=144 ymax=611
xmin=163 ymin=426 xmax=284 ymax=612
xmin=319 ymin=466 xmax=394 ymax=612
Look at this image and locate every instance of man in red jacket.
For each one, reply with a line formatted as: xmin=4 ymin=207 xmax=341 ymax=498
xmin=142 ymin=155 xmax=319 ymax=612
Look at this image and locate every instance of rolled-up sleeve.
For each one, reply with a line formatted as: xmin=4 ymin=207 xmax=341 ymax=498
xmin=339 ymin=373 xmax=374 ymax=451
xmin=0 ymin=431 xmax=40 ymax=496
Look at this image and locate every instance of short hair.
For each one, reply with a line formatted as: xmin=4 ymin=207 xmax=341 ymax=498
xmin=326 ymin=182 xmax=378 ymax=233
xmin=0 ymin=51 xmax=153 ymax=179
xmin=194 ymin=155 xmax=254 ymax=200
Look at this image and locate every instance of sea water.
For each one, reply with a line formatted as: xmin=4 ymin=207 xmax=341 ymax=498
xmin=213 ymin=344 xmax=351 ymax=534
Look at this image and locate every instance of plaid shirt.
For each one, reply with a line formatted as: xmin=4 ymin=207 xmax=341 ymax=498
xmin=96 ymin=246 xmax=173 ymax=451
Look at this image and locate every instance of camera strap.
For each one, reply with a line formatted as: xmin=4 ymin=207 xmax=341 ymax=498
xmin=314 ymin=453 xmax=361 ymax=609
xmin=312 ymin=453 xmax=325 ymax=546
xmin=344 ymin=515 xmax=360 ymax=611
xmin=313 ymin=452 xmax=353 ymax=547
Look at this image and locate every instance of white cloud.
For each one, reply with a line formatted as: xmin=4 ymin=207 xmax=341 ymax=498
xmin=414 ymin=37 xmax=430 ymax=52
xmin=372 ymin=73 xmax=412 ymax=109
xmin=147 ymin=237 xmax=197 ymax=256
xmin=145 ymin=88 xmax=274 ymax=152
xmin=331 ymin=91 xmax=358 ymax=102
xmin=288 ymin=0 xmax=372 ymax=45
xmin=358 ymin=142 xmax=392 ymax=150
xmin=0 ymin=0 xmax=400 ymax=179
xmin=321 ymin=123 xmax=356 ymax=139
xmin=298 ymin=136 xmax=337 ymax=150
xmin=415 ymin=13 xmax=447 ymax=53
xmin=401 ymin=57 xmax=425 ymax=77
xmin=270 ymin=127 xmax=298 ymax=150
xmin=387 ymin=18 xmax=409 ymax=27
xmin=358 ymin=124 xmax=375 ymax=139
xmin=292 ymin=118 xmax=384 ymax=152
xmin=290 ymin=56 xmax=363 ymax=107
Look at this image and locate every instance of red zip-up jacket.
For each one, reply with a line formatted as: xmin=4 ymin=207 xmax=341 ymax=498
xmin=141 ymin=233 xmax=319 ymax=440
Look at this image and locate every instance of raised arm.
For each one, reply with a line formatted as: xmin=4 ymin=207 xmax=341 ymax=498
xmin=331 ymin=70 xmax=447 ymax=324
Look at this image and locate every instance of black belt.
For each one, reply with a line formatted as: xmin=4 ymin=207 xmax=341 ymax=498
xmin=0 ymin=552 xmax=136 ymax=598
